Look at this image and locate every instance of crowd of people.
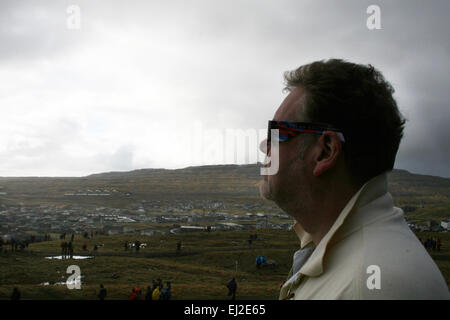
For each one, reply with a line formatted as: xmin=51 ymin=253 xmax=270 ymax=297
xmin=60 ymin=241 xmax=74 ymax=259
xmin=0 ymin=238 xmax=29 ymax=253
xmin=126 ymin=279 xmax=172 ymax=300
xmin=83 ymin=231 xmax=103 ymax=239
xmin=255 ymin=255 xmax=267 ymax=268
xmin=10 ymin=278 xmax=241 ymax=300
xmin=420 ymin=237 xmax=442 ymax=251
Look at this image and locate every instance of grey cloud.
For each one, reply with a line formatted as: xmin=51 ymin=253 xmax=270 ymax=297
xmin=0 ymin=1 xmax=88 ymax=62
xmin=0 ymin=0 xmax=448 ymax=177
xmin=107 ymin=144 xmax=136 ymax=172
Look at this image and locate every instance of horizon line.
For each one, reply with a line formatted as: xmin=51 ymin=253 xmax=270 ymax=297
xmin=0 ymin=164 xmax=448 ymax=179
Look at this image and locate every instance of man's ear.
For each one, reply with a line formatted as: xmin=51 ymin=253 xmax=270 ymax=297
xmin=312 ymin=131 xmax=343 ymax=177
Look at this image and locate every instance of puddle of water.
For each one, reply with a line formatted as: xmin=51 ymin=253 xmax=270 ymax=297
xmin=40 ymin=276 xmax=83 ymax=286
xmin=45 ymin=255 xmax=93 ymax=260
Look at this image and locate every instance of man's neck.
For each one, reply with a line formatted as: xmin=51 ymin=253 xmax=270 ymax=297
xmin=286 ymin=182 xmax=359 ymax=246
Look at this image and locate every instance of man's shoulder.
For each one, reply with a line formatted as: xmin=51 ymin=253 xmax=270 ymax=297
xmin=334 ymin=213 xmax=449 ymax=299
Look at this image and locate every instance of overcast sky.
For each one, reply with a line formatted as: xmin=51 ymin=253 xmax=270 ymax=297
xmin=0 ymin=0 xmax=449 ymax=177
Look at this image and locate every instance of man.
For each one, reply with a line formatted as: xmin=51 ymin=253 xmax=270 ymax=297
xmin=161 ymin=281 xmax=172 ymax=300
xmin=68 ymin=241 xmax=74 ymax=259
xmin=227 ymin=277 xmax=237 ymax=300
xmin=61 ymin=241 xmax=67 ymax=259
xmin=135 ymin=240 xmax=141 ymax=253
xmin=260 ymin=59 xmax=449 ymax=299
xmin=152 ymin=285 xmax=161 ymax=300
xmin=98 ymin=284 xmax=107 ymax=300
xmin=11 ymin=287 xmax=21 ymax=300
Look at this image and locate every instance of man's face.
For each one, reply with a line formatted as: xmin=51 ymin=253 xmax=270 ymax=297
xmin=259 ymin=86 xmax=312 ymax=205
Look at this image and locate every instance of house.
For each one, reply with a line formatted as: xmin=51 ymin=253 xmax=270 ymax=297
xmin=104 ymin=226 xmax=123 ymax=235
xmin=217 ymin=222 xmax=245 ymax=230
xmin=123 ymin=226 xmax=135 ymax=233
xmin=140 ymin=229 xmax=154 ymax=236
xmin=179 ymin=226 xmax=208 ymax=233
xmin=106 ymin=229 xmax=120 ymax=236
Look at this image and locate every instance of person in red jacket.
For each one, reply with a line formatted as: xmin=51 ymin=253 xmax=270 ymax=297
xmin=129 ymin=287 xmax=139 ymax=300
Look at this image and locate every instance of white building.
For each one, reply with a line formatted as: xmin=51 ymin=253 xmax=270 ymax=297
xmin=217 ymin=222 xmax=245 ymax=230
xmin=180 ymin=226 xmax=207 ymax=232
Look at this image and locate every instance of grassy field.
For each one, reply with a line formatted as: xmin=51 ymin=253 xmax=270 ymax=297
xmin=0 ymin=229 xmax=299 ymax=300
xmin=0 ymin=229 xmax=449 ymax=300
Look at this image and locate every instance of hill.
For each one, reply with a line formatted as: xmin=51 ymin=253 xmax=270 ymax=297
xmin=0 ymin=164 xmax=449 ymax=223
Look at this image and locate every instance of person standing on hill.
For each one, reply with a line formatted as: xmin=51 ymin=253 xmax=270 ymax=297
xmin=11 ymin=287 xmax=21 ymax=300
xmin=61 ymin=242 xmax=67 ymax=259
xmin=98 ymin=284 xmax=107 ymax=300
xmin=156 ymin=278 xmax=163 ymax=290
xmin=260 ymin=59 xmax=449 ymax=300
xmin=227 ymin=277 xmax=237 ymax=300
xmin=152 ymin=285 xmax=161 ymax=300
xmin=145 ymin=285 xmax=152 ymax=300
xmin=161 ymin=282 xmax=172 ymax=300
xmin=129 ymin=287 xmax=138 ymax=300
xmin=176 ymin=240 xmax=182 ymax=254
xmin=135 ymin=240 xmax=141 ymax=253
xmin=68 ymin=242 xmax=74 ymax=259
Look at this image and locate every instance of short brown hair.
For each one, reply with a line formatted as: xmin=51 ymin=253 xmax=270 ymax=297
xmin=284 ymin=59 xmax=406 ymax=185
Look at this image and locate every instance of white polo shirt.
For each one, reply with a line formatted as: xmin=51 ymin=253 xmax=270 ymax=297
xmin=279 ymin=172 xmax=449 ymax=300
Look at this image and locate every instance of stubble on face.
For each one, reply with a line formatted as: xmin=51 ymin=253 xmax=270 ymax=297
xmin=259 ymin=86 xmax=309 ymax=204
xmin=259 ymin=169 xmax=274 ymax=200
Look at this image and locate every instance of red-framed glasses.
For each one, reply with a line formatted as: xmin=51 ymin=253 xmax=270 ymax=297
xmin=267 ymin=120 xmax=346 ymax=147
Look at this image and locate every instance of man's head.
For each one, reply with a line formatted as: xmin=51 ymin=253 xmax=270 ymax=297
xmin=260 ymin=59 xmax=405 ymax=218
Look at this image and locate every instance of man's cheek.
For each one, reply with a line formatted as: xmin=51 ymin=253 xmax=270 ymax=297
xmin=260 ymin=130 xmax=280 ymax=176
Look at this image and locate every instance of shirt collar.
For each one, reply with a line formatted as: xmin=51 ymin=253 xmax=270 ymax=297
xmin=291 ymin=172 xmax=389 ymax=277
